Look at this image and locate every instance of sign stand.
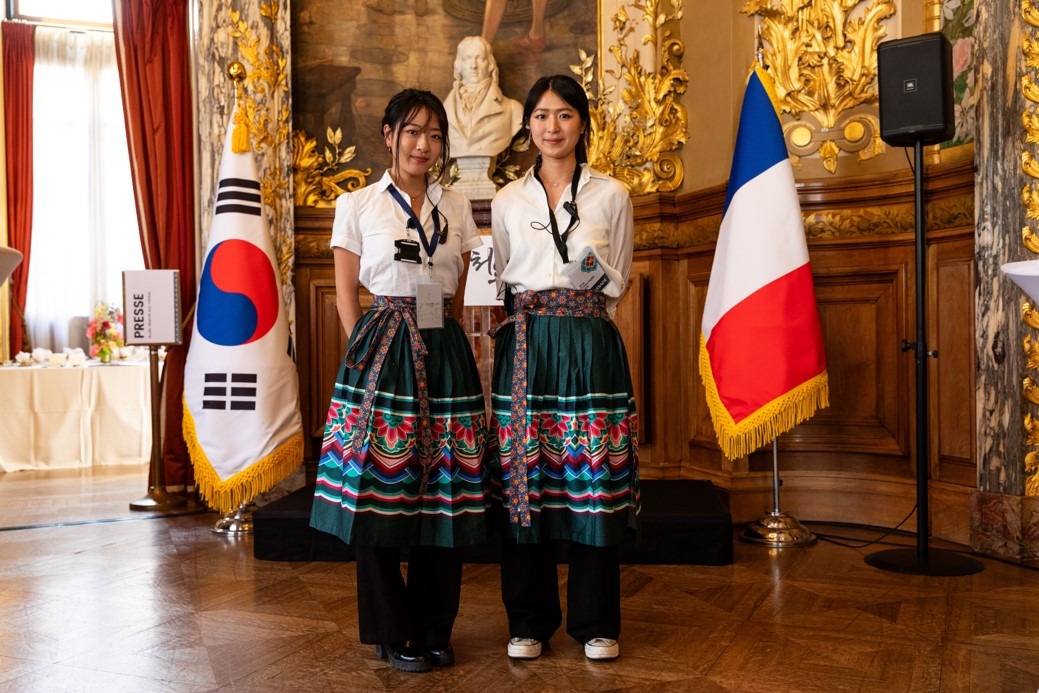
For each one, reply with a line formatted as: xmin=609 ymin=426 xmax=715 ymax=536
xmin=123 ymin=270 xmax=187 ymax=513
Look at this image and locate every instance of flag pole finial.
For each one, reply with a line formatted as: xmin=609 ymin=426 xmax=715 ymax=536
xmin=227 ymin=61 xmax=250 ymax=154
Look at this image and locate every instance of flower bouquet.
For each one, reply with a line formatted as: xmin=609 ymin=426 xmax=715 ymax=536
xmin=87 ymin=302 xmax=125 ymax=363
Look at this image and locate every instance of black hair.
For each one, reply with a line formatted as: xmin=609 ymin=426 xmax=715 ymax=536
xmin=522 ymin=74 xmax=590 ymax=164
xmin=382 ymin=88 xmax=451 ymax=183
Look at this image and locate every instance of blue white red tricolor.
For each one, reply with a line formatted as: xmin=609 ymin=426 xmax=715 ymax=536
xmin=699 ymin=65 xmax=829 ymax=459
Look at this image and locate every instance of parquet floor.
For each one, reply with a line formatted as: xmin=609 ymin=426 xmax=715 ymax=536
xmin=1 ymin=466 xmax=1038 ymax=692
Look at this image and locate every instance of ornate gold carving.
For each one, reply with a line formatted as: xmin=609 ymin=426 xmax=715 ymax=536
xmin=1025 ymin=0 xmax=1039 ymax=29
xmin=1024 ymin=226 xmax=1039 ymax=255
xmin=229 ymin=5 xmax=294 ymax=282
xmin=292 ymin=129 xmax=370 ymax=208
xmin=1027 ymin=334 xmax=1039 ymax=370
xmin=1023 ymin=0 xmax=1039 ymax=494
xmin=741 ymin=0 xmax=895 ymax=174
xmin=577 ymin=0 xmax=688 ymax=195
xmin=1025 ymin=376 xmax=1039 ymax=405
xmin=1025 ymin=299 xmax=1039 ymax=332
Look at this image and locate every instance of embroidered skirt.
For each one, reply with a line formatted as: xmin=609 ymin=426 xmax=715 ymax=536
xmin=311 ymin=296 xmax=488 ymax=548
xmin=489 ymin=289 xmax=640 ymax=546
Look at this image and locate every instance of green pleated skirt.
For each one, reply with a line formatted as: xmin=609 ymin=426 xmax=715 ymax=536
xmin=489 ymin=313 xmax=640 ymax=546
xmin=311 ymin=307 xmax=488 ymax=548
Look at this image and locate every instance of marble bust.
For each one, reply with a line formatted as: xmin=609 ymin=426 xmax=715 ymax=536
xmin=443 ymin=36 xmax=523 ymax=159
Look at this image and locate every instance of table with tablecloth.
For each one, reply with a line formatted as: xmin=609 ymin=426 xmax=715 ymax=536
xmin=0 ymin=361 xmax=152 ymax=472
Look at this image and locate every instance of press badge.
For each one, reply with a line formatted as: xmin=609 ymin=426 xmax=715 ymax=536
xmin=564 ymin=246 xmax=610 ymax=291
xmin=415 ymin=276 xmax=444 ymax=329
xmin=394 ymin=238 xmax=422 ymax=264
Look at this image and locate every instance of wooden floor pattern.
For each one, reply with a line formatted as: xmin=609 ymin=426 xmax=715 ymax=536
xmin=1 ymin=466 xmax=1038 ymax=692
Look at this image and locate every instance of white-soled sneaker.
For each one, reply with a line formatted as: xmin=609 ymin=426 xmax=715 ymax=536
xmin=507 ymin=637 xmax=542 ymax=659
xmin=584 ymin=638 xmax=619 ymax=660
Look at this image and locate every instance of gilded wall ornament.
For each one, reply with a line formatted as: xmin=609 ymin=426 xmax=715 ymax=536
xmin=229 ymin=4 xmax=295 ymax=284
xmin=576 ymin=0 xmax=689 ymax=195
xmin=292 ymin=128 xmax=370 ymax=208
xmin=1021 ymin=0 xmax=1039 ymax=496
xmin=741 ymin=0 xmax=895 ymax=174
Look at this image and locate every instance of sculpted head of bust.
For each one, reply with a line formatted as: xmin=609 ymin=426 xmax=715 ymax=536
xmin=445 ymin=36 xmax=523 ymax=159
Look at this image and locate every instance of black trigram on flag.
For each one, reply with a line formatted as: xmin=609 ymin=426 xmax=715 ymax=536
xmin=202 ymin=372 xmax=258 ymax=410
xmin=215 ymin=177 xmax=261 ymax=216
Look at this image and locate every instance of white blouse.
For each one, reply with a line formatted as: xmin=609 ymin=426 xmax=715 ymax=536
xmin=491 ymin=164 xmax=634 ymax=313
xmin=330 ymin=170 xmax=482 ymax=297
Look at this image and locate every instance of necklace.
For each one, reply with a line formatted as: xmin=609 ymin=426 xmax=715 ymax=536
xmin=391 ymin=174 xmax=426 ymax=205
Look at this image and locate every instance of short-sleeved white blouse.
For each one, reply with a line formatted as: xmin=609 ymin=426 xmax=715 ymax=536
xmin=490 ymin=164 xmax=634 ymax=312
xmin=330 ymin=171 xmax=483 ymax=297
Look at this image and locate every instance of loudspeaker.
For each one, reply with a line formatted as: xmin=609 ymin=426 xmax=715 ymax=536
xmin=877 ymin=33 xmax=954 ymax=147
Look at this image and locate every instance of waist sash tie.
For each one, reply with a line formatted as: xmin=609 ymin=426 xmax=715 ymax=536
xmin=490 ymin=289 xmax=608 ymax=526
xmin=345 ymin=295 xmax=451 ymax=495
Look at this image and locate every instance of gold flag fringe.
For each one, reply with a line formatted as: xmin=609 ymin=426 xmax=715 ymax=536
xmin=182 ymin=398 xmax=303 ymax=514
xmin=698 ymin=334 xmax=830 ymax=460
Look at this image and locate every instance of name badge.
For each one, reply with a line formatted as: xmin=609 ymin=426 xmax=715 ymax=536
xmin=416 ymin=277 xmax=444 ymax=329
xmin=563 ymin=246 xmax=610 ymax=291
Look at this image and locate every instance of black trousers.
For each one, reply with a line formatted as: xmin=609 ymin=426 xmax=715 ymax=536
xmin=354 ymin=545 xmax=463 ymax=646
xmin=500 ymin=539 xmax=621 ymax=644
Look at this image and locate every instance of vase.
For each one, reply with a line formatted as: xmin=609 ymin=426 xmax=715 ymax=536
xmin=99 ymin=352 xmax=111 ymax=364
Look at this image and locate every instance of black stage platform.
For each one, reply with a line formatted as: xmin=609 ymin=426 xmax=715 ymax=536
xmin=253 ymin=479 xmax=733 ymax=566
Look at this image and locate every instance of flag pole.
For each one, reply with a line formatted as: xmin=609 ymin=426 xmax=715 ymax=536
xmin=207 ymin=60 xmax=256 ymax=537
xmin=740 ymin=438 xmax=816 ymax=547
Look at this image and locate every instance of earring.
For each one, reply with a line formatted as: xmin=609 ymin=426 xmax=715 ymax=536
xmin=387 ymin=146 xmax=392 ymax=153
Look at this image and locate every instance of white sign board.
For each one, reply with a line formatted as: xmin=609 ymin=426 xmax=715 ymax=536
xmin=123 ymin=270 xmax=182 ymax=345
xmin=464 ymin=235 xmax=503 ymax=307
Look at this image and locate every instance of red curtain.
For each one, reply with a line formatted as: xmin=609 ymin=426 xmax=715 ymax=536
xmin=3 ymin=21 xmax=34 ymax=356
xmin=112 ymin=0 xmax=197 ymax=490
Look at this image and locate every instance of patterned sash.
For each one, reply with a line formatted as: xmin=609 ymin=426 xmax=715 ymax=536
xmin=345 ymin=295 xmax=450 ymax=494
xmin=490 ymin=289 xmax=608 ymax=526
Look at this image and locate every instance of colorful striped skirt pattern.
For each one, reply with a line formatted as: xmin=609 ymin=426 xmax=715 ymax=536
xmin=489 ymin=289 xmax=640 ymax=547
xmin=310 ymin=296 xmax=488 ymax=548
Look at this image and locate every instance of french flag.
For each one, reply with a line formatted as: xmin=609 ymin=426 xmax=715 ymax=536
xmin=699 ymin=65 xmax=829 ymax=460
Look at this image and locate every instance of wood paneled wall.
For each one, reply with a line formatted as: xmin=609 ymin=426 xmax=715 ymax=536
xmin=293 ymin=158 xmax=976 ymax=542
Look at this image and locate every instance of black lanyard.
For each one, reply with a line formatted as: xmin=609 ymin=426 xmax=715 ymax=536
xmin=535 ymin=166 xmax=581 ymax=264
xmin=387 ymin=184 xmax=443 ymax=263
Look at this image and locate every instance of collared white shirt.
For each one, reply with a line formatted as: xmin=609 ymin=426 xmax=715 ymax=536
xmin=491 ymin=163 xmax=634 ymax=312
xmin=330 ymin=170 xmax=482 ymax=297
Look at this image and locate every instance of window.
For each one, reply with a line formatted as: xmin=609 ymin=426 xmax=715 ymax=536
xmin=9 ymin=0 xmax=112 ymax=27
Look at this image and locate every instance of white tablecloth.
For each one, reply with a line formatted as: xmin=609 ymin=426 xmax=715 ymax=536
xmin=0 ymin=361 xmax=152 ymax=472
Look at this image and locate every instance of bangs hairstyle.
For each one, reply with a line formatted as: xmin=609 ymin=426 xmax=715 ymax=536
xmin=382 ymin=88 xmax=452 ymax=183
xmin=522 ymin=74 xmax=590 ymax=164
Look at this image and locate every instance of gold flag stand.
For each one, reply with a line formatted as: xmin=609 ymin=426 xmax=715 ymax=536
xmin=739 ymin=438 xmax=816 ymax=547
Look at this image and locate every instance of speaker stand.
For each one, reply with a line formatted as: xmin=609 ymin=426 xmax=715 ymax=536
xmin=864 ymin=140 xmax=982 ymax=577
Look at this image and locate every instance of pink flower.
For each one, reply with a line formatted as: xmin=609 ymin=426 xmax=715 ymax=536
xmin=952 ymin=38 xmax=972 ymax=76
xmin=374 ymin=412 xmax=415 ymax=448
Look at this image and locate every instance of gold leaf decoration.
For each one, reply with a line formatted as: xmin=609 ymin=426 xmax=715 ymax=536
xmin=229 ymin=4 xmax=294 ymax=284
xmin=1024 ymin=0 xmax=1039 ymax=29
xmin=741 ymin=0 xmax=896 ymax=175
xmin=1023 ymin=225 xmax=1039 ymax=255
xmin=576 ymin=1 xmax=688 ymax=195
xmin=292 ymin=129 xmax=370 ymax=208
xmin=1025 ymin=376 xmax=1039 ymax=405
xmin=1027 ymin=334 xmax=1039 ymax=371
xmin=1024 ymin=184 xmax=1039 ymax=220
xmin=1027 ymin=413 xmax=1039 ymax=445
xmin=1023 ymin=74 xmax=1039 ymax=104
xmin=1024 ymin=110 xmax=1039 ymax=144
xmin=1024 ymin=299 xmax=1039 ymax=330
xmin=1024 ymin=151 xmax=1039 ymax=180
